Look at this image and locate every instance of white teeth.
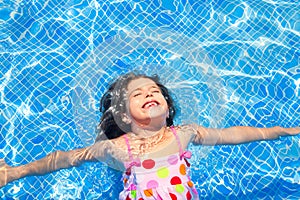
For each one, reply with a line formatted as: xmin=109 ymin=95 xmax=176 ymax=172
xmin=145 ymin=102 xmax=158 ymax=109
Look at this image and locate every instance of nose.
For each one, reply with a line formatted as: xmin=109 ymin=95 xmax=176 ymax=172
xmin=145 ymin=90 xmax=153 ymax=98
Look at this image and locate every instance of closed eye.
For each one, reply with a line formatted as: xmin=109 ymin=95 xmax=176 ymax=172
xmin=150 ymin=87 xmax=161 ymax=93
xmin=133 ymin=93 xmax=142 ymax=97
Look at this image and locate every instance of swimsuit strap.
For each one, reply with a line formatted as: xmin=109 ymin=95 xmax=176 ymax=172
xmin=170 ymin=126 xmax=192 ymax=160
xmin=123 ymin=135 xmax=141 ymax=169
xmin=123 ymin=134 xmax=134 ymax=161
xmin=170 ymin=126 xmax=184 ymax=155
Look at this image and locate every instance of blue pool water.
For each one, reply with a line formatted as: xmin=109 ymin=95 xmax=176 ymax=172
xmin=0 ymin=0 xmax=299 ymax=199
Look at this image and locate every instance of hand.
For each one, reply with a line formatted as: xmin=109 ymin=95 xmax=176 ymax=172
xmin=279 ymin=127 xmax=300 ymax=137
xmin=0 ymin=159 xmax=15 ymax=188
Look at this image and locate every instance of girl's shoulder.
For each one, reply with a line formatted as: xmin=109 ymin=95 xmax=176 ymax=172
xmin=173 ymin=124 xmax=198 ymax=135
xmin=171 ymin=124 xmax=198 ymax=146
xmin=109 ymin=135 xmax=128 ymax=151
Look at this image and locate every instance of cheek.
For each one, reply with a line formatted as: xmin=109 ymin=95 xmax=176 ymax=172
xmin=130 ymin=98 xmax=141 ymax=107
xmin=128 ymin=99 xmax=141 ymax=113
xmin=161 ymin=97 xmax=169 ymax=108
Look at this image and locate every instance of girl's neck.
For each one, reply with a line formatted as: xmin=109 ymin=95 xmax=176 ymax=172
xmin=130 ymin=124 xmax=167 ymax=139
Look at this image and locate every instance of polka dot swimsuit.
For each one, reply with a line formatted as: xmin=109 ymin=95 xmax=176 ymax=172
xmin=119 ymin=126 xmax=199 ymax=200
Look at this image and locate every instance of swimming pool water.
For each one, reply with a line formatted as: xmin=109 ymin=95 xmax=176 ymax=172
xmin=0 ymin=0 xmax=299 ymax=199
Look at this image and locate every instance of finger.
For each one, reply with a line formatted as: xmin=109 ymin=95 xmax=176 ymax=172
xmin=289 ymin=127 xmax=300 ymax=135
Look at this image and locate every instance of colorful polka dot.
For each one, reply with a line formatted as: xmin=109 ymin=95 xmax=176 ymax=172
xmin=167 ymin=155 xmax=178 ymax=165
xmin=142 ymin=159 xmax=155 ymax=169
xmin=187 ymin=181 xmax=194 ymax=188
xmin=175 ymin=184 xmax=184 ymax=193
xmin=169 ymin=193 xmax=177 ymax=200
xmin=144 ymin=189 xmax=153 ymax=197
xmin=130 ymin=190 xmax=136 ymax=198
xmin=170 ymin=176 xmax=182 ymax=185
xmin=157 ymin=167 xmax=170 ymax=178
xmin=179 ymin=164 xmax=186 ymax=175
xmin=186 ymin=191 xmax=192 ymax=200
xmin=146 ymin=180 xmax=159 ymax=189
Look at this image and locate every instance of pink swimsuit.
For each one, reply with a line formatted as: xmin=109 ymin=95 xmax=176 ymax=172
xmin=119 ymin=126 xmax=199 ymax=200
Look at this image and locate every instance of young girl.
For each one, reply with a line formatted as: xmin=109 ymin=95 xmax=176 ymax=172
xmin=0 ymin=72 xmax=299 ymax=199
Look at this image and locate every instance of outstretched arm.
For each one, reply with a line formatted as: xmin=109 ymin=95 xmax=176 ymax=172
xmin=0 ymin=140 xmax=120 ymax=188
xmin=192 ymin=126 xmax=300 ymax=145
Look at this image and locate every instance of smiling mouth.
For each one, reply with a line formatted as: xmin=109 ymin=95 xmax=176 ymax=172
xmin=142 ymin=101 xmax=159 ymax=109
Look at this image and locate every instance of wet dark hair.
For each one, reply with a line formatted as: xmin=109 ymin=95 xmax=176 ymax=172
xmin=95 ymin=72 xmax=176 ymax=141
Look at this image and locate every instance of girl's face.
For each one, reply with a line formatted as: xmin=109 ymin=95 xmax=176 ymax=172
xmin=125 ymin=78 xmax=169 ymax=128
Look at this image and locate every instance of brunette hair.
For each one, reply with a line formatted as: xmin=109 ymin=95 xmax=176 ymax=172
xmin=95 ymin=72 xmax=176 ymax=141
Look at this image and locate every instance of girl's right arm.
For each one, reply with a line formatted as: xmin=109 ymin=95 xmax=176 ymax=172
xmin=0 ymin=140 xmax=123 ymax=188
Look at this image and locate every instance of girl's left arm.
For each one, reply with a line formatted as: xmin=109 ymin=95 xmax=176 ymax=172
xmin=192 ymin=126 xmax=300 ymax=145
